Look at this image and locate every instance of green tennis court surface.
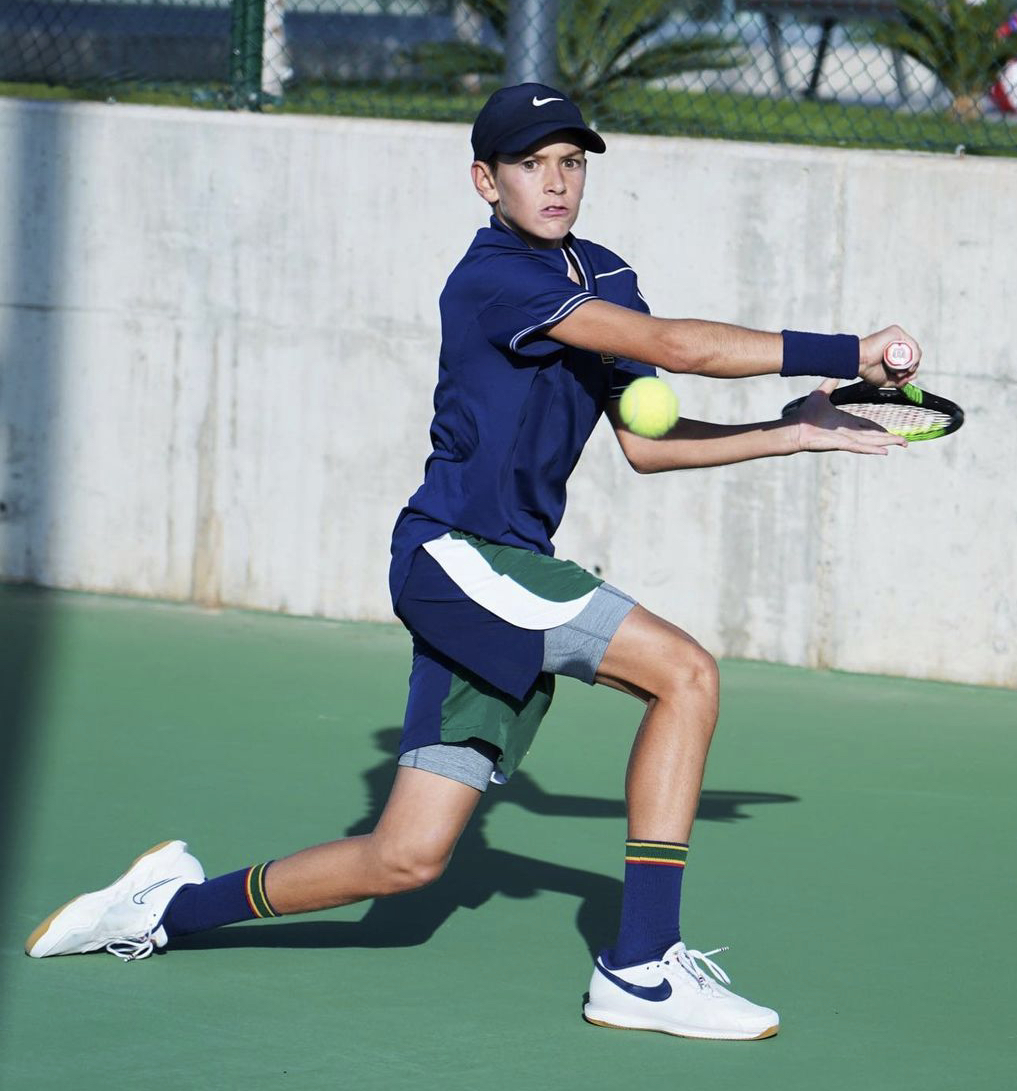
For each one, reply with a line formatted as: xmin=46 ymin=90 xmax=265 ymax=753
xmin=2 ymin=586 xmax=1015 ymax=1090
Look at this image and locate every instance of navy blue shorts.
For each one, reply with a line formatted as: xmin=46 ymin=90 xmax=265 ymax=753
xmin=394 ymin=533 xmax=636 ymax=781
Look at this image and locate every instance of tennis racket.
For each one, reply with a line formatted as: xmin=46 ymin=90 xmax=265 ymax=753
xmin=782 ymin=382 xmax=964 ymax=442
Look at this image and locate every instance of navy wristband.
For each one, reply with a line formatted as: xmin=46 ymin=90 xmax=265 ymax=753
xmin=781 ymin=331 xmax=859 ymax=380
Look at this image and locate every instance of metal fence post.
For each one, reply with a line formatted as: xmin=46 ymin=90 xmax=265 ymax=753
xmin=505 ymin=0 xmax=559 ymax=86
xmin=230 ymin=0 xmax=266 ymax=110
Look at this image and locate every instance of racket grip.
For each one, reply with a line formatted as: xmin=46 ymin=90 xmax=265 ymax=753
xmin=883 ymin=340 xmax=914 ymax=371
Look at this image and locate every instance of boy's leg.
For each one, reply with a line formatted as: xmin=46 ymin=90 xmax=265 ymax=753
xmin=584 ymin=603 xmax=779 ymax=1041
xmin=589 ymin=604 xmax=714 ymax=968
xmin=595 ymin=605 xmax=719 ymax=843
xmin=25 ymin=765 xmax=483 ymax=959
xmin=264 ymin=765 xmax=482 ymax=912
xmin=396 ymin=539 xmax=728 ymax=994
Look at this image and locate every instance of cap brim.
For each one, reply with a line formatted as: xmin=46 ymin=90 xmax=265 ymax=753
xmin=493 ymin=121 xmax=606 ymax=158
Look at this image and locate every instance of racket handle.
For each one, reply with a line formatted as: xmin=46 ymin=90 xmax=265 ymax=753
xmin=883 ymin=340 xmax=914 ymax=371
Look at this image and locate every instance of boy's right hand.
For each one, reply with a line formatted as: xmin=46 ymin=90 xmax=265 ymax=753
xmin=858 ymin=326 xmax=921 ymax=387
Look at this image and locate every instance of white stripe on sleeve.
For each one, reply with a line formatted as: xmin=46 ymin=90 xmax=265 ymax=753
xmin=508 ymin=292 xmax=595 ymax=352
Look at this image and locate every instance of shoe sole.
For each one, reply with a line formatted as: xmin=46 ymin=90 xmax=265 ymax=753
xmin=583 ymin=1010 xmax=779 ymax=1041
xmin=24 ymin=840 xmax=182 ymax=957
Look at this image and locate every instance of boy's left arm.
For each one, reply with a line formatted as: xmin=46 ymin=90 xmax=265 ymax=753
xmin=608 ymin=379 xmax=907 ymax=473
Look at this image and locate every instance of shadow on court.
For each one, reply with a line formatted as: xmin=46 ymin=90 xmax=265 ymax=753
xmin=176 ymin=728 xmax=797 ymax=957
xmin=0 ymin=587 xmax=55 ymax=884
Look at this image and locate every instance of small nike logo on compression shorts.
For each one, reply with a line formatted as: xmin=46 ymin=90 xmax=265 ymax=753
xmin=532 ymin=96 xmax=564 ymax=107
xmin=595 ymin=959 xmax=673 ymax=1002
xmin=132 ymin=877 xmax=179 ymax=905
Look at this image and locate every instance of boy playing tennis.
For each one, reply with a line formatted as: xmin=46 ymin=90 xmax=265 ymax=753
xmin=26 ymin=84 xmax=919 ymax=1041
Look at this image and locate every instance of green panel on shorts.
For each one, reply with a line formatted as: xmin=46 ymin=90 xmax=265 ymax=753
xmin=439 ymin=664 xmax=555 ymax=778
xmin=449 ymin=530 xmax=602 ymax=603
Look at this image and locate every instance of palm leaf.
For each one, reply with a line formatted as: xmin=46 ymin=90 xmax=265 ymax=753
xmin=560 ymin=0 xmax=672 ymax=86
xmin=873 ymin=25 xmax=947 ymax=74
xmin=556 ymin=0 xmax=676 ymax=92
xmin=611 ymin=37 xmax=743 ymax=83
xmin=557 ymin=0 xmax=736 ymax=98
xmin=874 ymin=0 xmax=1017 ymax=101
xmin=446 ymin=0 xmax=742 ymax=105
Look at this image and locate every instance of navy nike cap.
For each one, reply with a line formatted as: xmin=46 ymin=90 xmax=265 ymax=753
xmin=471 ymin=83 xmax=606 ymax=162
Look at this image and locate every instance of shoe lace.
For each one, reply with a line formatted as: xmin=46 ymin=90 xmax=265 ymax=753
xmin=105 ymin=933 xmax=156 ymax=962
xmin=678 ymin=945 xmax=732 ymax=988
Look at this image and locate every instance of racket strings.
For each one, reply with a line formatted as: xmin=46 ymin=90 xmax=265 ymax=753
xmin=839 ymin=402 xmax=953 ymax=436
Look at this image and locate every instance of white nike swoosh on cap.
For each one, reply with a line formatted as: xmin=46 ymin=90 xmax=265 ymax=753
xmin=532 ymin=96 xmax=564 ymax=107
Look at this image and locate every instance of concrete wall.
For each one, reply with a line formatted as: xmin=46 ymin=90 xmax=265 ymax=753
xmin=1 ymin=97 xmax=1013 ymax=687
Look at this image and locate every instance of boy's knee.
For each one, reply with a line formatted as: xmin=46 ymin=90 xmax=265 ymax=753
xmin=373 ymin=841 xmax=450 ymax=895
xmin=688 ymin=644 xmax=719 ymax=689
xmin=663 ymin=640 xmax=719 ymax=700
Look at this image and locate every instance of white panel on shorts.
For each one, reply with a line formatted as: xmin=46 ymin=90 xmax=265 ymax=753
xmin=422 ymin=534 xmax=596 ymax=631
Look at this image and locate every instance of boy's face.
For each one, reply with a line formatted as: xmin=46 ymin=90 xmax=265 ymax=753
xmin=471 ymin=139 xmax=588 ymax=249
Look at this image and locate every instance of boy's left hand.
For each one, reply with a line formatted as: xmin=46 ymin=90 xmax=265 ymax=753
xmin=791 ymin=379 xmax=908 ymax=455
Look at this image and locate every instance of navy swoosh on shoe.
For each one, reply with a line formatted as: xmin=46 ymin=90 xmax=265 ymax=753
xmin=132 ymin=877 xmax=180 ymax=906
xmin=595 ymin=959 xmax=673 ymax=1003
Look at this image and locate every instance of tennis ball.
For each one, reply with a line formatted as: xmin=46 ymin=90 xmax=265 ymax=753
xmin=619 ymin=377 xmax=680 ymax=438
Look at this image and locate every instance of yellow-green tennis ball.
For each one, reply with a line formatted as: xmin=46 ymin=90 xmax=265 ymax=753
xmin=619 ymin=377 xmax=680 ymax=438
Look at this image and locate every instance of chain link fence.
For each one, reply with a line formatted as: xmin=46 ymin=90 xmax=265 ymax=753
xmin=2 ymin=0 xmax=1017 ymax=153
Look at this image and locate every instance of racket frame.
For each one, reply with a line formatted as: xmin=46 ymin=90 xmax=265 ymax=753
xmin=781 ymin=381 xmax=964 ymax=442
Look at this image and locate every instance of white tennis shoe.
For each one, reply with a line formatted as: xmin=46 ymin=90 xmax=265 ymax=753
xmin=25 ymin=840 xmax=205 ymax=962
xmin=584 ymin=941 xmax=779 ymax=1041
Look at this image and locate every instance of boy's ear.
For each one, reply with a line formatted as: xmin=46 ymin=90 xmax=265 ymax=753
xmin=472 ymin=160 xmax=499 ymax=206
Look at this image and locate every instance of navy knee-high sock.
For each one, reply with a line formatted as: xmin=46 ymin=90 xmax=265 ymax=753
xmin=160 ymin=862 xmax=279 ymax=938
xmin=607 ymin=840 xmax=688 ymax=968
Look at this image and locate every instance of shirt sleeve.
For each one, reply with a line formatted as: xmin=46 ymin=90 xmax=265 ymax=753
xmin=478 ymin=249 xmax=596 ymax=359
xmin=604 ymin=266 xmax=657 ymax=395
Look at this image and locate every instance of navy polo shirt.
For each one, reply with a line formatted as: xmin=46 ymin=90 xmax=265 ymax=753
xmin=389 ymin=216 xmax=655 ymax=606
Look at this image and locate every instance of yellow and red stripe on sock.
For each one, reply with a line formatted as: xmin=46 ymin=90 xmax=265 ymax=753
xmin=625 ymin=840 xmax=688 ymax=867
xmin=244 ymin=862 xmax=279 ymax=918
